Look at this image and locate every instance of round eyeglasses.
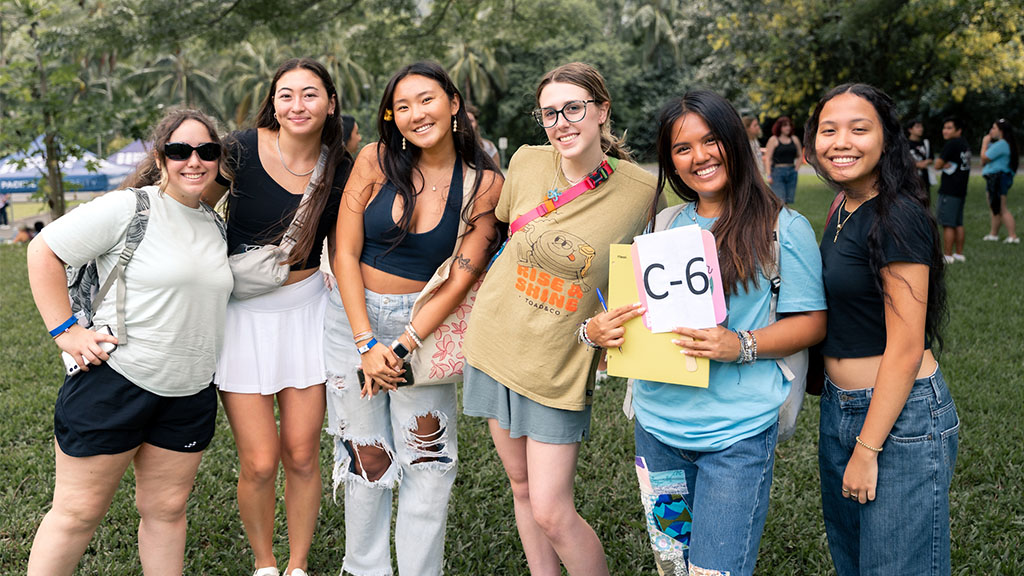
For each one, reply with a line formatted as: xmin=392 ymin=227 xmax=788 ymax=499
xmin=532 ymin=99 xmax=596 ymax=129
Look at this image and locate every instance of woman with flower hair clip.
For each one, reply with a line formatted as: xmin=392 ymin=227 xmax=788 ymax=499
xmin=325 ymin=60 xmax=502 ymax=575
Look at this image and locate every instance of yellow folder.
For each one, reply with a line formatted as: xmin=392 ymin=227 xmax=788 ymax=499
xmin=605 ymin=244 xmax=709 ymax=387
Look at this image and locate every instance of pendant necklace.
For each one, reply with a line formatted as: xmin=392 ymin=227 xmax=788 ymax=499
xmin=277 ymin=132 xmax=315 ymax=177
xmin=833 ymin=197 xmax=854 ymax=243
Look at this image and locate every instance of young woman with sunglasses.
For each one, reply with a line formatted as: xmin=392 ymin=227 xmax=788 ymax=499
xmin=325 ymin=60 xmax=502 ymax=575
xmin=26 ymin=109 xmax=232 ymax=576
xmin=461 ymin=62 xmax=657 ymax=576
xmin=631 ymin=91 xmax=825 ymax=576
xmin=807 ymin=84 xmax=956 ymax=576
xmin=202 ymin=58 xmax=352 ymax=576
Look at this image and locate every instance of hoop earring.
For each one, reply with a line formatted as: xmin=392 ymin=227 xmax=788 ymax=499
xmin=453 ymin=117 xmax=458 ymax=133
xmin=402 ymin=137 xmax=407 ymax=151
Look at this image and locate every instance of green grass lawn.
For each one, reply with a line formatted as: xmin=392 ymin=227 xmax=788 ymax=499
xmin=1 ymin=175 xmax=1022 ymax=575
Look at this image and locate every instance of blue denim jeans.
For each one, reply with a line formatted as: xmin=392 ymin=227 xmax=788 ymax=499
xmin=770 ymin=165 xmax=798 ymax=204
xmin=324 ymin=288 xmax=458 ymax=576
xmin=634 ymin=421 xmax=778 ymax=576
xmin=819 ymin=367 xmax=959 ymax=576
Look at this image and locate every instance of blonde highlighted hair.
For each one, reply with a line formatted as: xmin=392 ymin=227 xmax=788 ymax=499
xmin=535 ymin=62 xmax=631 ymax=161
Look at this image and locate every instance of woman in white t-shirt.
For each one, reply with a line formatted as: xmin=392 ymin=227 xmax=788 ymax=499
xmin=25 ymin=109 xmax=233 ymax=576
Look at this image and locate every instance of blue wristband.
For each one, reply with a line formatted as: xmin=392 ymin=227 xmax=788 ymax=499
xmin=357 ymin=337 xmax=378 ymax=355
xmin=49 ymin=315 xmax=78 ymax=338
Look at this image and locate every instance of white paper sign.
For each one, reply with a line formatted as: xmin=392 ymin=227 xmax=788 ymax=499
xmin=633 ymin=225 xmax=717 ymax=333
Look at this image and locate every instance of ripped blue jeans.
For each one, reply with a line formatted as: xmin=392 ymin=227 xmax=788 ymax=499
xmin=324 ymin=288 xmax=457 ymax=576
xmin=634 ymin=421 xmax=777 ymax=576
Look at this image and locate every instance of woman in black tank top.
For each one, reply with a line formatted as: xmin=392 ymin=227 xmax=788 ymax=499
xmin=765 ymin=116 xmax=803 ymax=204
xmin=326 ymin=61 xmax=503 ymax=576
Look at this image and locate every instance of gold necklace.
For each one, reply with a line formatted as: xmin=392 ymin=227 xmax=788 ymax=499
xmin=833 ymin=198 xmax=854 ymax=243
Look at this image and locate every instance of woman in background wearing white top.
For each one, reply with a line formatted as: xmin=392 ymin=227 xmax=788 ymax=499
xmin=25 ymin=109 xmax=233 ymax=576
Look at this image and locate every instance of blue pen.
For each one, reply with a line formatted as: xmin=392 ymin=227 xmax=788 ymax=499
xmin=596 ymin=287 xmax=609 ymax=311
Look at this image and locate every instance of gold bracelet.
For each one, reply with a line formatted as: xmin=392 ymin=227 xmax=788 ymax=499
xmin=855 ymin=435 xmax=883 ymax=453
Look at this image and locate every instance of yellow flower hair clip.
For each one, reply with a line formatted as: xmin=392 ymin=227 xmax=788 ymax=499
xmin=383 ymin=109 xmax=394 ymax=121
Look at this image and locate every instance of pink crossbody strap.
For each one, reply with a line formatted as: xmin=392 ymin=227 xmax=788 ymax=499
xmin=508 ymin=157 xmax=618 ymax=236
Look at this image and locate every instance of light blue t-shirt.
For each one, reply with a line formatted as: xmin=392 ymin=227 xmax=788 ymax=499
xmin=982 ymin=139 xmax=1012 ymax=176
xmin=632 ymin=204 xmax=826 ymax=452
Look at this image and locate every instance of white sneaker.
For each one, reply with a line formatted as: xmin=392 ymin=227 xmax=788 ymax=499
xmin=982 ymin=234 xmax=1000 ymax=241
xmin=943 ymin=255 xmax=956 ymax=264
xmin=253 ymin=568 xmax=279 ymax=576
xmin=953 ymin=253 xmax=966 ymax=262
xmin=285 ymin=570 xmax=308 ymax=576
xmin=1005 ymin=236 xmax=1020 ymax=244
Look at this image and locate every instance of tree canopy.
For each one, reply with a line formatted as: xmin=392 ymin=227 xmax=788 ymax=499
xmin=2 ymin=0 xmax=1022 ymax=216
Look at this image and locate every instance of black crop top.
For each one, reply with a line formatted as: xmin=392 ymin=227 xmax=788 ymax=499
xmin=772 ymin=139 xmax=798 ymax=165
xmin=819 ymin=196 xmax=936 ymax=358
xmin=223 ymin=129 xmax=351 ymax=270
xmin=360 ymin=157 xmax=464 ymax=282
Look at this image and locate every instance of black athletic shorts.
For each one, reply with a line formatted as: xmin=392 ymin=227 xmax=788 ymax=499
xmin=54 ymin=362 xmax=217 ymax=457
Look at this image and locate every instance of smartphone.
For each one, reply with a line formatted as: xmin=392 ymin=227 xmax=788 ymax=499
xmin=62 ymin=326 xmax=117 ymax=377
xmin=356 ymin=360 xmax=415 ymax=388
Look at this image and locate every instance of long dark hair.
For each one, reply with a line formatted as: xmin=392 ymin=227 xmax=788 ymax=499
xmin=654 ymin=90 xmax=782 ymax=296
xmin=535 ymin=62 xmax=631 ymax=161
xmin=251 ymin=57 xmax=349 ymax=266
xmin=374 ymin=61 xmax=500 ymax=254
xmin=995 ymin=118 xmax=1019 ymax=173
xmin=805 ymin=83 xmax=947 ymax=349
xmin=122 ymin=108 xmax=232 ymax=190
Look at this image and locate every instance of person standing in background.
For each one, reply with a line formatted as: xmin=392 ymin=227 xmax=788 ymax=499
xmin=934 ymin=117 xmax=971 ymax=263
xmin=466 ymin=103 xmax=501 ymax=167
xmin=980 ymin=118 xmax=1019 ymax=244
xmin=764 ymin=116 xmax=803 ymax=205
xmin=906 ymin=120 xmax=933 ymax=195
xmin=743 ymin=115 xmax=767 ymax=181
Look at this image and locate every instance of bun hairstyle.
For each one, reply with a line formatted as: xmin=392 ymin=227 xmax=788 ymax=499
xmin=535 ymin=62 xmax=631 ymax=161
xmin=122 ymin=108 xmax=230 ymax=191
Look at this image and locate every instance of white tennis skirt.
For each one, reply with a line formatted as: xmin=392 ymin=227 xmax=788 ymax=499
xmin=215 ymin=271 xmax=329 ymax=395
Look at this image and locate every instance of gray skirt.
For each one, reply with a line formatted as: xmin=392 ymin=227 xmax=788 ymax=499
xmin=462 ymin=364 xmax=591 ymax=444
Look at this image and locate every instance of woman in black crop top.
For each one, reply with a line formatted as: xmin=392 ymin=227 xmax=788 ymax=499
xmin=764 ymin=116 xmax=803 ymax=205
xmin=806 ymin=83 xmax=957 ymax=576
xmin=201 ymin=58 xmax=352 ymax=576
xmin=325 ymin=61 xmax=502 ymax=576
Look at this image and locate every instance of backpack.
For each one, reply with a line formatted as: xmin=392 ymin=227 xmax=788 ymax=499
xmin=622 ymin=204 xmax=809 ymax=444
xmin=66 ymin=187 xmax=226 ymax=343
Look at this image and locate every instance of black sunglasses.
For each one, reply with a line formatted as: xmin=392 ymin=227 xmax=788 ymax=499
xmin=164 ymin=142 xmax=221 ymax=162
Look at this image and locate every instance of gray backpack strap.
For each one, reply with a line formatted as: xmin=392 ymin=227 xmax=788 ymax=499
xmin=91 ymin=188 xmax=150 ymax=343
xmin=767 ymin=211 xmax=796 ymax=381
xmin=654 ymin=203 xmax=687 ymax=233
xmin=199 ymin=201 xmax=228 ymax=241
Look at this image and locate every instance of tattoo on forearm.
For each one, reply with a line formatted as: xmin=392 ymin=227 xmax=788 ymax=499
xmin=456 ymin=253 xmax=482 ymax=276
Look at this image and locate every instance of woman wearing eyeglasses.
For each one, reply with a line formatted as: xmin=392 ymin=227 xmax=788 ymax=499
xmin=202 ymin=58 xmax=352 ymax=576
xmin=26 ymin=109 xmax=232 ymax=575
xmin=462 ymin=62 xmax=657 ymax=575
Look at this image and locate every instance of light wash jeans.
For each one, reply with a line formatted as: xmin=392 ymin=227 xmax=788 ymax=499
xmin=818 ymin=367 xmax=959 ymax=576
xmin=634 ymin=421 xmax=778 ymax=576
xmin=324 ymin=288 xmax=458 ymax=576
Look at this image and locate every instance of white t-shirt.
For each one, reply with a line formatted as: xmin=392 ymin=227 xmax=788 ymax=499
xmin=42 ymin=186 xmax=233 ymax=396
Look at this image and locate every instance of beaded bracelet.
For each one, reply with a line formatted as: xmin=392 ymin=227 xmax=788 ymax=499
xmin=577 ymin=318 xmax=601 ymax=350
xmin=405 ymin=324 xmax=423 ymax=348
xmin=744 ymin=330 xmax=758 ymax=363
xmin=855 ymin=435 xmax=883 ymax=453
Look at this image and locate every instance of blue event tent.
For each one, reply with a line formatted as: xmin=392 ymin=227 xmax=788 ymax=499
xmin=105 ymin=139 xmax=152 ymax=174
xmin=0 ymin=138 xmax=133 ymax=196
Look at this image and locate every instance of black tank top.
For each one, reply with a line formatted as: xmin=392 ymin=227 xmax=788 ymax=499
xmin=360 ymin=156 xmax=464 ymax=282
xmin=772 ymin=138 xmax=798 ymax=165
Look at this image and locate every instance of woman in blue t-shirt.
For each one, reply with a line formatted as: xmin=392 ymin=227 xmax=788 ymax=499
xmin=630 ymin=90 xmax=826 ymax=576
xmin=980 ymin=118 xmax=1019 ymax=243
xmin=806 ymin=83 xmax=957 ymax=576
